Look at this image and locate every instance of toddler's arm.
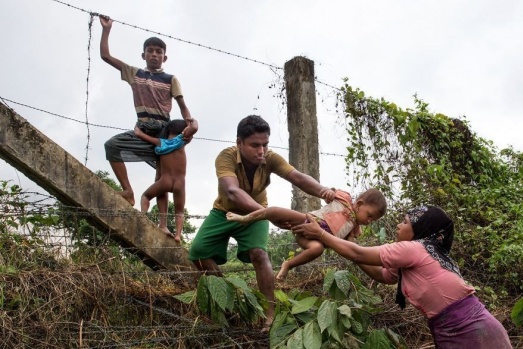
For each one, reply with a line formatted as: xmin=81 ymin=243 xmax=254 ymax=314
xmin=134 ymin=125 xmax=161 ymax=146
xmin=319 ymin=187 xmax=336 ymax=203
xmin=182 ymin=118 xmax=198 ymax=142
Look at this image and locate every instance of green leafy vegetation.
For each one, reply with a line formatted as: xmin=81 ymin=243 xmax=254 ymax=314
xmin=340 ymin=80 xmax=523 ymax=296
xmin=269 ymin=269 xmax=407 ymax=348
xmin=176 ymin=275 xmax=265 ymax=327
xmin=512 ymin=297 xmax=523 ymax=327
xmin=1 ymin=81 xmax=522 ymax=347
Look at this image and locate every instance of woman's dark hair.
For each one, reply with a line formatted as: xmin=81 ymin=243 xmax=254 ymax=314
xmin=408 ymin=206 xmax=454 ymax=252
xmin=143 ymin=37 xmax=167 ymax=52
xmin=236 ymin=115 xmax=271 ymax=140
xmin=165 ymin=119 xmax=186 ymax=136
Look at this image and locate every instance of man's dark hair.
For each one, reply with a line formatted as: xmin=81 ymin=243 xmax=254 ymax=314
xmin=236 ymin=115 xmax=271 ymax=140
xmin=165 ymin=119 xmax=186 ymax=136
xmin=143 ymin=37 xmax=167 ymax=52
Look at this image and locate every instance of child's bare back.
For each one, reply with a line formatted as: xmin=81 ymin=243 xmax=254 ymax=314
xmin=158 ymin=147 xmax=187 ymax=181
xmin=134 ymin=119 xmax=197 ymax=242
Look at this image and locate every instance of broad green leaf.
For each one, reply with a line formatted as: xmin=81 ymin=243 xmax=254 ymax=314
xmin=340 ymin=314 xmax=352 ymax=330
xmin=275 ymin=289 xmax=290 ymax=304
xmin=512 ymin=297 xmax=523 ymax=327
xmin=326 ymin=320 xmax=343 ymax=344
xmin=295 ymin=312 xmax=316 ymax=325
xmin=196 ymin=276 xmax=210 ymax=314
xmin=294 ymin=291 xmax=315 ymax=302
xmin=317 ymin=301 xmax=336 ymax=333
xmin=224 ymin=283 xmax=236 ymax=311
xmin=291 ymin=296 xmax=318 ymax=314
xmin=210 ymin=300 xmax=228 ymax=326
xmin=287 ymin=327 xmax=304 ymax=349
xmin=270 ymin=323 xmax=298 ymax=348
xmin=174 ymin=290 xmax=195 ymax=304
xmin=362 ymin=329 xmax=392 ymax=349
xmin=243 ymin=289 xmax=265 ymax=318
xmin=207 ymin=275 xmax=229 ymax=312
xmin=225 ymin=276 xmax=249 ymax=290
xmin=323 ymin=269 xmax=335 ymax=292
xmin=272 ymin=311 xmax=289 ymax=329
xmin=237 ymin=293 xmax=253 ymax=321
xmin=350 ymin=283 xmax=382 ymax=307
xmin=351 ymin=318 xmax=363 ymax=334
xmin=334 ymin=270 xmax=351 ymax=295
xmin=303 ymin=321 xmax=321 ymax=349
xmin=329 ymin=287 xmax=346 ymax=302
xmin=337 ymin=304 xmax=351 ymax=317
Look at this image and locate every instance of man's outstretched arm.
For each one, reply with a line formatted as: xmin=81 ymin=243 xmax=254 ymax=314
xmin=285 ymin=170 xmax=335 ymax=202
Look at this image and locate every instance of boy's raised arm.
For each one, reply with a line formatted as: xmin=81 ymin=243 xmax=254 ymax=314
xmin=99 ymin=15 xmax=124 ymax=71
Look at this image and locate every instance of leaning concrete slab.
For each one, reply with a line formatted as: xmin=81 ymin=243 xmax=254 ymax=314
xmin=0 ymin=102 xmax=196 ymax=272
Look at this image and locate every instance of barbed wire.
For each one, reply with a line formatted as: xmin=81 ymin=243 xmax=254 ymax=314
xmin=314 ymin=78 xmax=342 ymax=91
xmin=0 ymin=96 xmax=346 ymax=157
xmin=2 ymin=0 xmax=349 ymax=160
xmin=83 ymin=13 xmax=95 ymax=166
xmin=50 ymin=0 xmax=282 ymax=71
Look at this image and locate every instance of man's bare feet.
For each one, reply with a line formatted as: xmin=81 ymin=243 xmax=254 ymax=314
xmin=276 ymin=261 xmax=290 ymax=280
xmin=226 ymin=212 xmax=250 ymax=223
xmin=119 ymin=190 xmax=135 ymax=206
xmin=173 ymin=233 xmax=182 ymax=243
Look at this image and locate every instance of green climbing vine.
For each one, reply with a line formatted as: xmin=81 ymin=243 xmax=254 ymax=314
xmin=339 ymin=78 xmax=523 ymax=295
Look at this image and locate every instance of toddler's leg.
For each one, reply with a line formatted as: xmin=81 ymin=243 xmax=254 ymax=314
xmin=226 ymin=208 xmax=267 ymax=223
xmin=276 ymin=235 xmax=324 ymax=280
xmin=155 ymin=165 xmax=170 ymax=233
xmin=142 ymin=176 xmax=176 ymax=237
xmin=173 ymin=213 xmax=184 ymax=242
xmin=140 ymin=195 xmax=151 ymax=213
xmin=171 ymin=177 xmax=186 ymax=242
xmin=227 ymin=207 xmax=306 ymax=227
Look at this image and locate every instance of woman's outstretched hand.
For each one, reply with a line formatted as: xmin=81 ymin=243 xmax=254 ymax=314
xmin=291 ymin=214 xmax=324 ymax=239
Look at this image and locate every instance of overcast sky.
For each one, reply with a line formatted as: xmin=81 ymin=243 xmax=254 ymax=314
xmin=1 ymin=0 xmax=522 ymax=229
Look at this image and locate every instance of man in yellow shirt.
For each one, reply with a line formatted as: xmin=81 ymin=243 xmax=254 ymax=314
xmin=189 ymin=115 xmax=335 ymax=330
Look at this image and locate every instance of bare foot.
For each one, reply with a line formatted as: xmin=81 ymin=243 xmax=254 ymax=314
xmin=173 ymin=233 xmax=182 ymax=243
xmin=160 ymin=226 xmax=176 ymax=239
xmin=119 ymin=190 xmax=135 ymax=206
xmin=276 ymin=261 xmax=290 ymax=280
xmin=226 ymin=212 xmax=250 ymax=223
xmin=261 ymin=316 xmax=273 ymax=333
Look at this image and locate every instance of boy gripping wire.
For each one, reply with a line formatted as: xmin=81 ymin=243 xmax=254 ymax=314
xmin=134 ymin=119 xmax=198 ymax=242
xmin=99 ymin=15 xmax=195 ymax=234
xmin=227 ymin=188 xmax=387 ymax=279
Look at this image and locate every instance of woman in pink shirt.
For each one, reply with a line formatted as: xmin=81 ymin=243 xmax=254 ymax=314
xmin=292 ymin=205 xmax=512 ymax=349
